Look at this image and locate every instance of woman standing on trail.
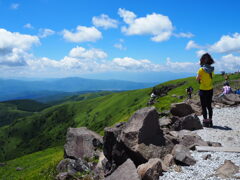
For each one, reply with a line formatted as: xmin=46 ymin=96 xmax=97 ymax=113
xmin=196 ymin=53 xmax=215 ymax=127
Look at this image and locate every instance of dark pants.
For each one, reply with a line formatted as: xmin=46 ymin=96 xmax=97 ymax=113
xmin=199 ymin=89 xmax=213 ymax=119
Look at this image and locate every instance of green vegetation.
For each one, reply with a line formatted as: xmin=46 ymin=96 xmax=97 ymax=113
xmin=0 ymin=103 xmax=31 ymax=127
xmin=1 ymin=99 xmax=49 ymax=112
xmin=0 ymin=146 xmax=63 ymax=180
xmin=0 ymin=73 xmax=240 ymax=179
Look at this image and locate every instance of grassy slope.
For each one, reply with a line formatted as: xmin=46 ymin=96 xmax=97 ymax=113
xmin=0 ymin=103 xmax=32 ymax=127
xmin=0 ymin=146 xmax=63 ymax=180
xmin=1 ymin=74 xmax=240 ymax=179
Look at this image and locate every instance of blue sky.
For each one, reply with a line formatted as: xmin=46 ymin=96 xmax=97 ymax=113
xmin=0 ymin=0 xmax=240 ymax=82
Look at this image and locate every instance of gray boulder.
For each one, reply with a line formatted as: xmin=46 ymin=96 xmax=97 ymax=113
xmin=56 ymin=158 xmax=90 ymax=175
xmin=171 ymin=144 xmax=196 ymax=166
xmin=170 ymin=102 xmax=194 ymax=117
xmin=103 ymin=122 xmax=128 ymax=174
xmin=137 ymin=158 xmax=163 ymax=180
xmin=64 ymin=127 xmax=103 ymax=160
xmin=103 ymin=107 xmax=174 ymax=173
xmin=179 ymin=134 xmax=208 ymax=150
xmin=120 ymin=107 xmax=173 ymax=163
xmin=105 ymin=159 xmax=140 ymax=180
xmin=172 ymin=114 xmax=203 ymax=131
xmin=214 ymin=94 xmax=240 ymax=106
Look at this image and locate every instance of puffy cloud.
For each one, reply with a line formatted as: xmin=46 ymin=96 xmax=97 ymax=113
xmin=118 ymin=9 xmax=173 ymax=42
xmin=10 ymin=3 xmax=19 ymax=10
xmin=38 ymin=28 xmax=55 ymax=38
xmin=209 ymin=33 xmax=240 ymax=53
xmin=24 ymin=23 xmax=34 ymax=29
xmin=0 ymin=28 xmax=40 ymax=66
xmin=62 ymin=26 xmax=102 ymax=43
xmin=0 ymin=28 xmax=40 ymax=50
xmin=196 ymin=50 xmax=207 ymax=57
xmin=118 ymin=8 xmax=137 ymax=24
xmin=216 ymin=54 xmax=240 ymax=72
xmin=165 ymin=57 xmax=197 ymax=72
xmin=69 ymin=46 xmax=107 ymax=60
xmin=92 ymin=14 xmax=118 ymax=29
xmin=185 ymin=40 xmax=201 ymax=50
xmin=174 ymin=32 xmax=194 ymax=38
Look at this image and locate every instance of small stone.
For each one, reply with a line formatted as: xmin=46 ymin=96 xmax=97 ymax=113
xmin=173 ymin=165 xmax=182 ymax=172
xmin=16 ymin=167 xmax=23 ymax=171
xmin=202 ymin=154 xmax=211 ymax=160
xmin=0 ymin=163 xmax=6 ymax=167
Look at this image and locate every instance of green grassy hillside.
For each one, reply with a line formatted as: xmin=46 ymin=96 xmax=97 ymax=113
xmin=0 ymin=103 xmax=31 ymax=127
xmin=0 ymin=146 xmax=63 ymax=180
xmin=0 ymin=99 xmax=50 ymax=127
xmin=0 ymin=75 xmax=239 ymax=161
xmin=1 ymin=73 xmax=240 ymax=166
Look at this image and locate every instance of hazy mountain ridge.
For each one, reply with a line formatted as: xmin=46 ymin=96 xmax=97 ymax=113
xmin=0 ymin=77 xmax=155 ymax=101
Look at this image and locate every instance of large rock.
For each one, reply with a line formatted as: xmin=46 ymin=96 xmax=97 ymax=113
xmin=179 ymin=134 xmax=208 ymax=150
xmin=56 ymin=158 xmax=90 ymax=175
xmin=64 ymin=127 xmax=103 ymax=160
xmin=120 ymin=107 xmax=173 ymax=164
xmin=172 ymin=114 xmax=203 ymax=131
xmin=170 ymin=102 xmax=194 ymax=117
xmin=137 ymin=158 xmax=163 ymax=180
xmin=185 ymin=99 xmax=202 ymax=116
xmin=215 ymin=160 xmax=240 ymax=178
xmin=103 ymin=107 xmax=174 ymax=173
xmin=105 ymin=159 xmax=140 ymax=180
xmin=103 ymin=122 xmax=128 ymax=174
xmin=214 ymin=94 xmax=240 ymax=106
xmin=171 ymin=144 xmax=196 ymax=166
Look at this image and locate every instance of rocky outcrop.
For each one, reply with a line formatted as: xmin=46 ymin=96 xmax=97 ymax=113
xmin=137 ymin=158 xmax=163 ymax=180
xmin=103 ymin=107 xmax=174 ymax=174
xmin=170 ymin=102 xmax=194 ymax=117
xmin=56 ymin=127 xmax=103 ymax=179
xmin=105 ymin=159 xmax=140 ymax=180
xmin=214 ymin=94 xmax=240 ymax=106
xmin=64 ymin=127 xmax=103 ymax=160
xmin=172 ymin=114 xmax=203 ymax=131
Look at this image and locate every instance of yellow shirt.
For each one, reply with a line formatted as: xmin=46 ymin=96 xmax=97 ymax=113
xmin=197 ymin=68 xmax=213 ymax=90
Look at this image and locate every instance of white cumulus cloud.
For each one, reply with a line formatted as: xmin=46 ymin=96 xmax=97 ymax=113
xmin=216 ymin=54 xmax=240 ymax=72
xmin=185 ymin=40 xmax=201 ymax=50
xmin=209 ymin=33 xmax=240 ymax=53
xmin=38 ymin=28 xmax=55 ymax=38
xmin=118 ymin=8 xmax=173 ymax=42
xmin=92 ymin=14 xmax=118 ymax=29
xmin=62 ymin=26 xmax=102 ymax=43
xmin=69 ymin=46 xmax=107 ymax=60
xmin=0 ymin=28 xmax=40 ymax=66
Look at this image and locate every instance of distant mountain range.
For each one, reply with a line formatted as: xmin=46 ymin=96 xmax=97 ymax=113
xmin=0 ymin=77 xmax=156 ymax=101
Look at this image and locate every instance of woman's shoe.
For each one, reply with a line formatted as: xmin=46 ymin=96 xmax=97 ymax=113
xmin=209 ymin=119 xmax=213 ymax=127
xmin=203 ymin=119 xmax=210 ymax=127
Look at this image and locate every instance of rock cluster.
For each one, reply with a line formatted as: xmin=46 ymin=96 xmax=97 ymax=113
xmin=56 ymin=102 xmax=221 ymax=180
xmin=56 ymin=127 xmax=103 ymax=180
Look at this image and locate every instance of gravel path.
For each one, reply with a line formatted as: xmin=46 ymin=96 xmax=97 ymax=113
xmin=161 ymin=106 xmax=240 ymax=180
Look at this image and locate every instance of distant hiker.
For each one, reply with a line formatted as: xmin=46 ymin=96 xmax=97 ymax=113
xmin=219 ymin=82 xmax=232 ymax=97
xmin=186 ymin=86 xmax=193 ymax=99
xmin=224 ymin=74 xmax=230 ymax=84
xmin=196 ymin=53 xmax=214 ymax=127
xmin=147 ymin=88 xmax=158 ymax=105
